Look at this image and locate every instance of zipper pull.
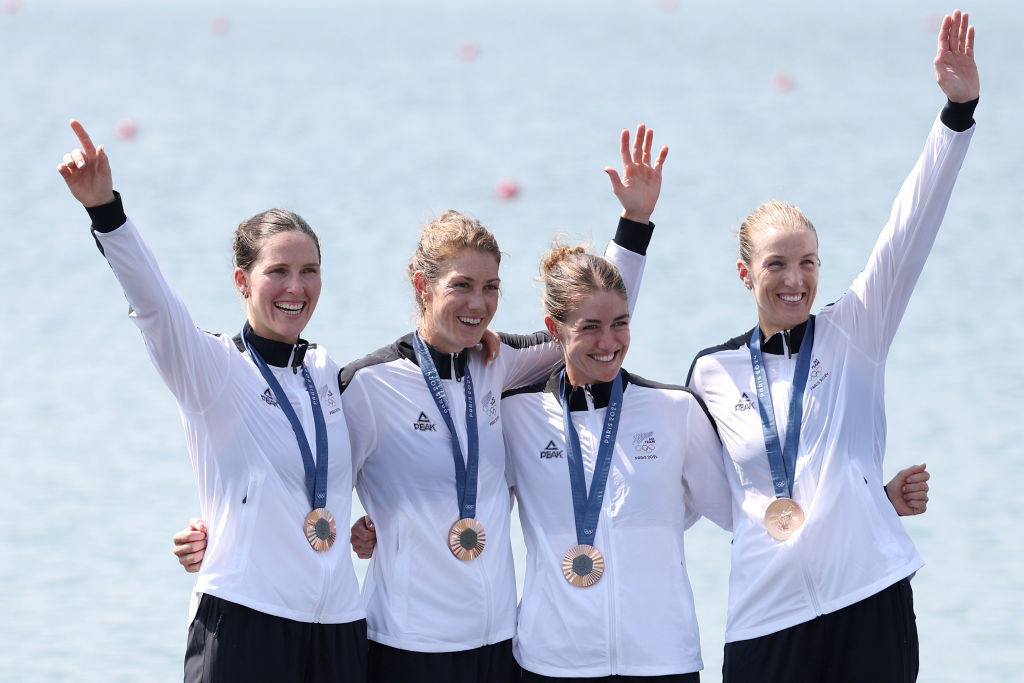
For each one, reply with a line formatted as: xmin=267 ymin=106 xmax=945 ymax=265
xmin=784 ymin=329 xmax=792 ymax=358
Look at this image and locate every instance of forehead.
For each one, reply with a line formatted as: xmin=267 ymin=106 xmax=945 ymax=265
xmin=255 ymin=231 xmax=320 ymax=262
xmin=437 ymin=248 xmax=500 ymax=279
xmin=566 ymin=289 xmax=629 ymax=322
xmin=751 ymin=225 xmax=818 ymax=256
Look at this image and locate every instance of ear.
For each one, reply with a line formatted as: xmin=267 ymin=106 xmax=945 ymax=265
xmin=413 ymin=271 xmax=430 ymax=302
xmin=736 ymin=260 xmax=751 ymax=290
xmin=544 ymin=315 xmax=560 ymax=343
xmin=234 ymin=267 xmax=249 ymax=297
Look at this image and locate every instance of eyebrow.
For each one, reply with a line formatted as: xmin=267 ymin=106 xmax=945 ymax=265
xmin=580 ymin=313 xmax=630 ymax=324
xmin=452 ymin=276 xmax=501 ymax=284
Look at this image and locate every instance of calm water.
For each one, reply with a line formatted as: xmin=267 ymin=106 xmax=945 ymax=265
xmin=2 ymin=0 xmax=1022 ymax=680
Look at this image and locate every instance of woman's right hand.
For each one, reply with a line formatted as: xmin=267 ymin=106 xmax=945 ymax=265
xmin=350 ymin=516 xmax=377 ymax=559
xmin=57 ymin=119 xmax=116 ymax=207
xmin=172 ymin=518 xmax=208 ymax=573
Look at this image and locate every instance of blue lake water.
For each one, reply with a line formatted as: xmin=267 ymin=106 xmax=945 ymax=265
xmin=2 ymin=0 xmax=1022 ymax=680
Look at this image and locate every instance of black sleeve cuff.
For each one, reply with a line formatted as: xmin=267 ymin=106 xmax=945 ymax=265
xmin=940 ymin=97 xmax=978 ymax=133
xmin=613 ymin=217 xmax=655 ymax=256
xmin=86 ymin=191 xmax=128 ymax=233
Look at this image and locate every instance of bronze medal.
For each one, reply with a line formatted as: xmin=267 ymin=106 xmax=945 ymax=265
xmin=448 ymin=518 xmax=486 ymax=560
xmin=764 ymin=497 xmax=805 ymax=541
xmin=304 ymin=508 xmax=337 ymax=551
xmin=562 ymin=544 xmax=605 ymax=587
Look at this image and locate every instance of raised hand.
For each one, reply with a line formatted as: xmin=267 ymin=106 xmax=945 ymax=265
xmin=604 ymin=123 xmax=669 ymax=225
xmin=934 ymin=9 xmax=979 ymax=103
xmin=57 ymin=119 xmax=115 ymax=207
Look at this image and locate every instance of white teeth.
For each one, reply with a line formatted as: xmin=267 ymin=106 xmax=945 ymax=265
xmin=779 ymin=294 xmax=802 ymax=303
xmin=592 ymin=353 xmax=615 ymax=362
xmin=276 ymin=302 xmax=304 ymax=312
xmin=458 ymin=317 xmax=482 ymax=325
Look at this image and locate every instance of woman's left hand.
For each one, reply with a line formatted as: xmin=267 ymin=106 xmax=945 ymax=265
xmin=886 ymin=463 xmax=930 ymax=516
xmin=604 ymin=123 xmax=669 ymax=225
xmin=934 ymin=10 xmax=979 ymax=103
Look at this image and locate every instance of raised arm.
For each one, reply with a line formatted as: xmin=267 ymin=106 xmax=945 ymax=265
xmin=934 ymin=10 xmax=979 ymax=103
xmin=57 ymin=120 xmax=116 ymax=209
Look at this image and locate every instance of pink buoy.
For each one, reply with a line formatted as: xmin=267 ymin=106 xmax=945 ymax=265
xmin=771 ymin=72 xmax=796 ymax=93
xmin=657 ymin=0 xmax=679 ymax=13
xmin=3 ymin=0 xmax=22 ymax=14
xmin=493 ymin=178 xmax=520 ymax=200
xmin=457 ymin=41 xmax=481 ymax=61
xmin=114 ymin=118 xmax=138 ymax=140
xmin=210 ymin=15 xmax=231 ymax=36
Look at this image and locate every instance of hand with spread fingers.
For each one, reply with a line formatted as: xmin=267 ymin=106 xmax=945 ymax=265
xmin=57 ymin=119 xmax=116 ymax=208
xmin=604 ymin=123 xmax=668 ymax=225
xmin=934 ymin=9 xmax=979 ymax=103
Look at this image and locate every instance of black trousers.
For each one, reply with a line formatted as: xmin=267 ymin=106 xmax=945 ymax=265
xmin=184 ymin=593 xmax=367 ymax=682
xmin=368 ymin=638 xmax=517 ymax=683
xmin=722 ymin=577 xmax=919 ymax=683
xmin=521 ymin=670 xmax=699 ymax=682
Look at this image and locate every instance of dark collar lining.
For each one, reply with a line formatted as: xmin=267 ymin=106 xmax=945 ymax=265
xmin=232 ymin=321 xmax=310 ymax=369
xmin=544 ymin=366 xmax=629 ymax=411
xmin=396 ymin=332 xmax=471 ymax=380
xmin=755 ymin=317 xmax=812 ymax=356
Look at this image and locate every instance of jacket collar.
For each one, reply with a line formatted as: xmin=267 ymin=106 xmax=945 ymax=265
xmin=753 ymin=316 xmax=812 ymax=357
xmin=544 ymin=365 xmax=629 ymax=411
xmin=233 ymin=321 xmax=310 ymax=370
xmin=396 ymin=332 xmax=471 ymax=381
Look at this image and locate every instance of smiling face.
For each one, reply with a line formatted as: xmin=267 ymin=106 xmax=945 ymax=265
xmin=738 ymin=224 xmax=819 ymax=337
xmin=416 ymin=247 xmax=500 ymax=353
xmin=547 ymin=289 xmax=630 ymax=387
xmin=234 ymin=230 xmax=322 ymax=344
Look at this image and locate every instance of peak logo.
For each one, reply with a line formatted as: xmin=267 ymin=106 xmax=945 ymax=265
xmin=735 ymin=393 xmax=754 ymax=412
xmin=540 ymin=440 xmax=563 ymax=459
xmin=260 ymin=388 xmax=279 ymax=407
xmin=413 ymin=412 xmax=437 ymax=432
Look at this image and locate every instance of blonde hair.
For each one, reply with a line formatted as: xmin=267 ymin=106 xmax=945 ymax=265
xmin=738 ymin=200 xmax=817 ymax=266
xmin=539 ymin=241 xmax=626 ymax=324
xmin=407 ymin=210 xmax=502 ymax=317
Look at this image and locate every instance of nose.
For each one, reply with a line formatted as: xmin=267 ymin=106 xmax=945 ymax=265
xmin=283 ymin=272 xmax=304 ymax=293
xmin=782 ymin=265 xmax=802 ymax=288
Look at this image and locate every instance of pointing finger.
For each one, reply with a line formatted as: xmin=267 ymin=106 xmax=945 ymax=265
xmin=69 ymin=119 xmax=97 ymax=156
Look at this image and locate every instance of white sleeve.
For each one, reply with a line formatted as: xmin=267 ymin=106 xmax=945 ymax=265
xmin=603 ymin=239 xmax=645 ymax=316
xmin=94 ymin=219 xmax=232 ymax=413
xmin=681 ymin=397 xmax=733 ymax=532
xmin=832 ymin=115 xmax=974 ymax=359
xmin=340 ymin=373 xmax=377 ymax=478
xmin=493 ymin=334 xmax=562 ymax=392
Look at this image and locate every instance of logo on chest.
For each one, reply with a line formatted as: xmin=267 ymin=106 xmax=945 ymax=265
xmin=481 ymin=391 xmax=500 ymax=426
xmin=540 ymin=440 xmax=564 ymax=459
xmin=260 ymin=388 xmax=279 ymax=407
xmin=322 ymin=385 xmax=341 ymax=415
xmin=632 ymin=431 xmax=658 ymax=460
xmin=809 ymin=358 xmax=831 ymax=390
xmin=413 ymin=412 xmax=437 ymax=432
xmin=734 ymin=392 xmax=754 ymax=412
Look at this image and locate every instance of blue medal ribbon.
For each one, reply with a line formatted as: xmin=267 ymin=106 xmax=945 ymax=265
xmin=412 ymin=332 xmax=480 ymax=520
xmin=748 ymin=316 xmax=815 ymax=499
xmin=241 ymin=327 xmax=329 ymax=511
xmin=559 ymin=370 xmax=624 ymax=546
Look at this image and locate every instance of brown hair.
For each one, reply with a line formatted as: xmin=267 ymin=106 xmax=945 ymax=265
xmin=233 ymin=209 xmax=321 ymax=271
xmin=539 ymin=241 xmax=626 ymax=324
xmin=737 ymin=200 xmax=817 ymax=266
xmin=407 ymin=210 xmax=502 ymax=316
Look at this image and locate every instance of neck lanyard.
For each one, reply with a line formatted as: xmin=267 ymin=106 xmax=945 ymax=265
xmin=748 ymin=316 xmax=815 ymax=499
xmin=241 ymin=327 xmax=328 ymax=511
xmin=412 ymin=332 xmax=480 ymax=520
xmin=559 ymin=371 xmax=624 ymax=546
